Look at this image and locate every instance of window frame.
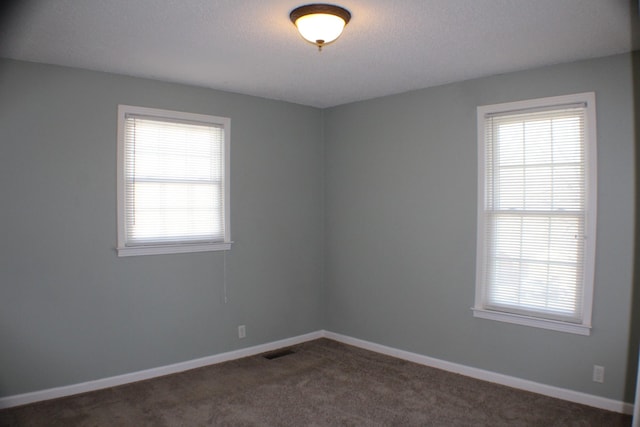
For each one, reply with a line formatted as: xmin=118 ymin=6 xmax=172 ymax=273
xmin=473 ymin=92 xmax=597 ymax=335
xmin=116 ymin=105 xmax=231 ymax=257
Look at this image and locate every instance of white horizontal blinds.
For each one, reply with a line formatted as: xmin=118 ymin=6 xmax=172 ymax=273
xmin=124 ymin=114 xmax=225 ymax=246
xmin=483 ymin=104 xmax=586 ymax=322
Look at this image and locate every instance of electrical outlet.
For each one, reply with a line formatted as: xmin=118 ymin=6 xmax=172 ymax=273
xmin=593 ymin=365 xmax=604 ymax=383
xmin=238 ymin=325 xmax=246 ymax=339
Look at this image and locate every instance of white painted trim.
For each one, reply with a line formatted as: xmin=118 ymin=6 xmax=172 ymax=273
xmin=472 ymin=308 xmax=591 ymax=336
xmin=633 ymin=345 xmax=640 ymax=427
xmin=0 ymin=331 xmax=322 ymax=409
xmin=323 ymin=331 xmax=633 ymax=415
xmin=1 ymin=330 xmax=632 ymax=416
xmin=117 ymin=241 xmax=232 ymax=257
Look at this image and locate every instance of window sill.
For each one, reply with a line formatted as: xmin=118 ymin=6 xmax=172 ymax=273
xmin=117 ymin=242 xmax=232 ymax=257
xmin=472 ymin=308 xmax=591 ymax=336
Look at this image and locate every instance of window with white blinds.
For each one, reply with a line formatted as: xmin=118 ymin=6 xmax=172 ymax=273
xmin=117 ymin=105 xmax=231 ymax=256
xmin=474 ymin=93 xmax=596 ymax=335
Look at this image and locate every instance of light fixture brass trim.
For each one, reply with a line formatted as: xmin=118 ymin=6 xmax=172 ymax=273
xmin=290 ymin=3 xmax=351 ymax=50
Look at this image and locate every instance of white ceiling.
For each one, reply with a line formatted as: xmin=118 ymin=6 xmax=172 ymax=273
xmin=0 ymin=0 xmax=634 ymax=108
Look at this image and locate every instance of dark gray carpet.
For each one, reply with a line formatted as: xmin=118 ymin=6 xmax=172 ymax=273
xmin=0 ymin=338 xmax=631 ymax=426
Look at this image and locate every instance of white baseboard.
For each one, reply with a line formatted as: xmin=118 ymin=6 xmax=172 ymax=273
xmin=0 ymin=329 xmax=633 ymax=416
xmin=0 ymin=330 xmax=323 ymax=409
xmin=323 ymin=331 xmax=634 ymax=415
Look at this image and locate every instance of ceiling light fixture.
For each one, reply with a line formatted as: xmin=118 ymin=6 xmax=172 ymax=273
xmin=290 ymin=3 xmax=351 ymax=51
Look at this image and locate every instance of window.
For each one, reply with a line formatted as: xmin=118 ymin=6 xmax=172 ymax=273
xmin=117 ymin=105 xmax=231 ymax=256
xmin=474 ymin=93 xmax=596 ymax=335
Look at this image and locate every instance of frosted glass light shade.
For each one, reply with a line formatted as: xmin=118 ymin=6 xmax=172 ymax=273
xmin=290 ymin=4 xmax=351 ymax=48
xmin=295 ymin=13 xmax=346 ymax=45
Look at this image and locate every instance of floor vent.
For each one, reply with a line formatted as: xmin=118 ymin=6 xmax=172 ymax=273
xmin=263 ymin=349 xmax=295 ymax=360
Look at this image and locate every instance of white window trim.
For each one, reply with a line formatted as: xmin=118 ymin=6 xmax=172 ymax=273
xmin=474 ymin=92 xmax=597 ymax=335
xmin=116 ymin=105 xmax=232 ymax=257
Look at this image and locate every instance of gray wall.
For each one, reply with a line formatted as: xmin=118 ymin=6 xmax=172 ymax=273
xmin=324 ymin=54 xmax=636 ymax=402
xmin=1 ymin=53 xmax=637 ymax=404
xmin=0 ymin=59 xmax=324 ymax=396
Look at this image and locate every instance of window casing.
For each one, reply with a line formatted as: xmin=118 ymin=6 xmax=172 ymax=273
xmin=474 ymin=93 xmax=596 ymax=335
xmin=117 ymin=105 xmax=231 ymax=256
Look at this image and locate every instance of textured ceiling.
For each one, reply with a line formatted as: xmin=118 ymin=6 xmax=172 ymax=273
xmin=0 ymin=0 xmax=634 ymax=108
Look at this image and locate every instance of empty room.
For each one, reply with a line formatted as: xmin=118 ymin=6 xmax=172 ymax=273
xmin=1 ymin=1 xmax=639 ymax=425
